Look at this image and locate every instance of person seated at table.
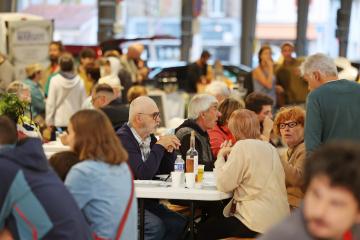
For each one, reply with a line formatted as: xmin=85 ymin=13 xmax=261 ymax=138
xmin=64 ymin=109 xmax=137 ymax=239
xmin=175 ymin=94 xmax=220 ymax=171
xmin=204 ymin=81 xmax=231 ymax=103
xmin=273 ymin=106 xmax=306 ymax=208
xmin=208 ymin=97 xmax=243 ymax=157
xmin=127 ymin=85 xmax=148 ymax=103
xmin=117 ymin=96 xmax=187 ymax=240
xmin=49 ymin=150 xmax=80 ymax=181
xmin=0 ymin=115 xmax=91 ymax=239
xmin=258 ymin=142 xmax=360 ymax=239
xmin=198 ymin=109 xmax=290 ymax=239
xmin=245 ymin=92 xmax=275 ymax=142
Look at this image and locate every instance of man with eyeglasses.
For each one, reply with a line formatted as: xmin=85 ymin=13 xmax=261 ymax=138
xmin=301 ymin=53 xmax=360 ymax=154
xmin=117 ymin=96 xmax=187 ymax=240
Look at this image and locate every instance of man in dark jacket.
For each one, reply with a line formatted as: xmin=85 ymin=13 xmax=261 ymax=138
xmin=92 ymin=83 xmax=129 ymax=130
xmin=175 ymin=94 xmax=220 ymax=171
xmin=0 ymin=116 xmax=91 ymax=239
xmin=117 ymin=96 xmax=187 ymax=240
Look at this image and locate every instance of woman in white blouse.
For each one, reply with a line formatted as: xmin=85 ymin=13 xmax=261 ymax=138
xmin=198 ymin=109 xmax=289 ymax=239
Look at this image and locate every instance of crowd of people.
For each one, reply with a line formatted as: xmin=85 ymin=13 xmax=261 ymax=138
xmin=1 ymin=39 xmax=360 ymax=240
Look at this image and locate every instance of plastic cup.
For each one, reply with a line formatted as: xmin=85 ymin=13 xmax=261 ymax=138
xmin=185 ymin=172 xmax=195 ymax=189
xmin=171 ymin=172 xmax=184 ymax=188
xmin=196 ymin=164 xmax=205 ymax=183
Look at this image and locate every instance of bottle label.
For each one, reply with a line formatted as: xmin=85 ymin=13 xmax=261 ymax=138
xmin=174 ymin=162 xmax=184 ymax=172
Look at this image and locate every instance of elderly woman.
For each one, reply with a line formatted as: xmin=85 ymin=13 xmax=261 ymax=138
xmin=198 ymin=109 xmax=289 ymax=239
xmin=274 ymin=106 xmax=306 ymax=208
xmin=208 ymin=97 xmax=243 ymax=156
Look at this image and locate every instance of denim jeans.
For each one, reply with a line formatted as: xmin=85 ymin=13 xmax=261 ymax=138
xmin=144 ymin=203 xmax=187 ymax=240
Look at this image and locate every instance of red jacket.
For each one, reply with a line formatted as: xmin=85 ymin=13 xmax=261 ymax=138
xmin=208 ymin=124 xmax=235 ymax=157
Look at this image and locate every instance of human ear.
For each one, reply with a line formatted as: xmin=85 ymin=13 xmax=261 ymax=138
xmin=355 ymin=211 xmax=360 ymax=223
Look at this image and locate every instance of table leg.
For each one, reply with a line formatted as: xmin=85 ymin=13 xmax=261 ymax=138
xmin=190 ymin=201 xmax=195 ymax=240
xmin=139 ymin=199 xmax=145 ymax=240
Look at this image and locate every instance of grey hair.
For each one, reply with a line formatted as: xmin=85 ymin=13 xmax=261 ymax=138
xmin=204 ymin=81 xmax=231 ymax=98
xmin=300 ymin=53 xmax=338 ymax=77
xmin=188 ymin=94 xmax=218 ymax=119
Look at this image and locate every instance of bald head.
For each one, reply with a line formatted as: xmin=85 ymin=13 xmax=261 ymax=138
xmin=127 ymin=44 xmax=143 ymax=60
xmin=129 ymin=96 xmax=158 ymax=123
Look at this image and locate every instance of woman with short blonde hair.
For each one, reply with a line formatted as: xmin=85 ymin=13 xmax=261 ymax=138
xmin=65 ymin=109 xmax=137 ymax=239
xmin=198 ymin=109 xmax=289 ymax=239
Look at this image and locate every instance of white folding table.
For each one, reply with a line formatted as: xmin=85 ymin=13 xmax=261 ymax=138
xmin=135 ymin=172 xmax=232 ymax=240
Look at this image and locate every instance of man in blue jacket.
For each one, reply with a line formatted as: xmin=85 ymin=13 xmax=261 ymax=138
xmin=0 ymin=116 xmax=91 ymax=239
xmin=117 ymin=96 xmax=187 ymax=240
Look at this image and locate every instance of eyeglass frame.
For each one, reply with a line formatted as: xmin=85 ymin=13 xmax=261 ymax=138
xmin=138 ymin=111 xmax=161 ymax=120
xmin=278 ymin=121 xmax=298 ymax=129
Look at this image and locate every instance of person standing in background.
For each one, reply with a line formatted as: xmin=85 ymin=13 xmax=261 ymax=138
xmin=77 ymin=47 xmax=96 ymax=96
xmin=187 ymin=50 xmax=212 ymax=93
xmin=42 ymin=41 xmax=64 ymax=92
xmin=252 ymin=45 xmax=277 ymax=106
xmin=275 ymin=42 xmax=308 ymax=106
xmin=302 ymin=53 xmax=360 ymax=154
xmin=23 ymin=63 xmax=45 ymax=118
xmin=0 ymin=52 xmax=15 ymax=93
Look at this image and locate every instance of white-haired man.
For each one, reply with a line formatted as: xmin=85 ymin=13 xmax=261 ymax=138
xmin=175 ymin=94 xmax=220 ymax=170
xmin=116 ymin=96 xmax=187 ymax=240
xmin=204 ymin=81 xmax=231 ymax=103
xmin=301 ymin=53 xmax=360 ymax=153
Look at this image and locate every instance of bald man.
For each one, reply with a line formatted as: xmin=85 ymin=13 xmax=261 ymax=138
xmin=120 ymin=44 xmax=149 ymax=84
xmin=116 ymin=96 xmax=187 ymax=240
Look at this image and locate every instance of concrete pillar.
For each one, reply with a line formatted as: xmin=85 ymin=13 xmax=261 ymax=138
xmin=295 ymin=0 xmax=309 ymax=57
xmin=98 ymin=0 xmax=116 ymax=43
xmin=240 ymin=0 xmax=257 ymax=67
xmin=336 ymin=0 xmax=352 ymax=57
xmin=180 ymin=0 xmax=193 ymax=62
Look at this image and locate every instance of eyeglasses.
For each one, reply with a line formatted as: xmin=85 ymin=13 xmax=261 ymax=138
xmin=279 ymin=121 xmax=298 ymax=129
xmin=139 ymin=112 xmax=161 ymax=120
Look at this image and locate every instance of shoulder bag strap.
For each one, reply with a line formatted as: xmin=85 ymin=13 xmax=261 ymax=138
xmin=115 ymin=164 xmax=135 ymax=240
xmin=93 ymin=164 xmax=135 ymax=240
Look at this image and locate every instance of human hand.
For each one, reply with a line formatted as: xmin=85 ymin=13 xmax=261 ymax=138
xmin=156 ymin=135 xmax=181 ymax=152
xmin=262 ymin=116 xmax=274 ymax=140
xmin=0 ymin=228 xmax=14 ymax=240
xmin=217 ymin=140 xmax=232 ymax=158
xmin=275 ymin=84 xmax=284 ymax=94
xmin=59 ymin=132 xmax=69 ymax=146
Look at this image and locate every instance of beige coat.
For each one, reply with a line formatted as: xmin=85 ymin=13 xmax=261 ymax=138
xmin=215 ymin=139 xmax=290 ymax=233
xmin=281 ymin=142 xmax=305 ymax=208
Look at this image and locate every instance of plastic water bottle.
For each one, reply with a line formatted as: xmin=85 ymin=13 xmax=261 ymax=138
xmin=174 ymin=155 xmax=185 ymax=172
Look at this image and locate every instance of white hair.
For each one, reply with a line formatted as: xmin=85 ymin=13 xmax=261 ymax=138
xmin=188 ymin=94 xmax=218 ymax=119
xmin=204 ymin=81 xmax=231 ymax=98
xmin=300 ymin=53 xmax=338 ymax=77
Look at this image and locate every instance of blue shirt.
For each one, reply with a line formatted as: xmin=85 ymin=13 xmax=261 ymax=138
xmin=23 ymin=78 xmax=45 ymax=116
xmin=65 ymin=160 xmax=137 ymax=239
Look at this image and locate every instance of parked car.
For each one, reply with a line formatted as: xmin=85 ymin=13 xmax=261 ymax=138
xmin=147 ymin=63 xmax=252 ymax=92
